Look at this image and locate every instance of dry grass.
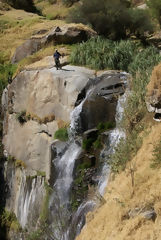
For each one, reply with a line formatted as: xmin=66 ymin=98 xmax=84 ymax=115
xmin=0 ymin=8 xmax=66 ymax=61
xmin=35 ymin=0 xmax=70 ymax=20
xmin=77 ymin=122 xmax=161 ymax=240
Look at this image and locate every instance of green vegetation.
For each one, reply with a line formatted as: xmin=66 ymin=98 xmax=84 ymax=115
xmin=54 ymin=127 xmax=68 ymax=141
xmin=82 ymin=121 xmax=115 ymax=151
xmin=146 ymin=0 xmax=161 ymax=26
xmin=40 ymin=182 xmax=53 ymax=223
xmin=109 ymin=129 xmax=143 ymax=173
xmin=15 ymin=159 xmax=26 ymax=169
xmin=68 ymin=0 xmax=153 ymax=40
xmin=150 ymin=138 xmax=161 ymax=168
xmin=0 ymin=59 xmax=17 ymax=93
xmin=2 ymin=0 xmax=38 ymax=13
xmin=16 ymin=110 xmax=29 ymax=125
xmin=0 ymin=210 xmax=21 ymax=232
xmin=70 ymin=37 xmax=161 ymax=71
xmin=97 ymin=121 xmax=115 ymax=132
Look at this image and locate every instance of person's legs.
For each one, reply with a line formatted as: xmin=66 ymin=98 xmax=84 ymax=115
xmin=55 ymin=59 xmax=59 ymax=70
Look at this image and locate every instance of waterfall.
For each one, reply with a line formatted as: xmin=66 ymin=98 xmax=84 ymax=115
xmin=68 ymin=90 xmax=127 ymax=238
xmin=70 ymin=88 xmax=93 ymax=134
xmin=50 ymin=142 xmax=82 ymax=206
xmin=17 ymin=174 xmax=45 ymax=228
xmin=48 ymin=72 xmax=128 ymax=240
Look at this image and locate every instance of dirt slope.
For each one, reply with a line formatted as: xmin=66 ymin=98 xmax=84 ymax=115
xmin=76 ymin=122 xmax=161 ymax=240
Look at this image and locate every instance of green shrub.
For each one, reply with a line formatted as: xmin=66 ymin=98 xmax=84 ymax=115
xmin=150 ymin=138 xmax=161 ymax=168
xmin=128 ymin=46 xmax=161 ymax=76
xmin=68 ymin=0 xmax=153 ymax=40
xmin=3 ymin=0 xmax=38 ymax=13
xmin=78 ymin=162 xmax=91 ymax=169
xmin=70 ymin=37 xmax=138 ymax=71
xmin=16 ymin=110 xmax=27 ymax=125
xmin=93 ymin=137 xmax=102 ymax=149
xmin=0 ymin=62 xmax=17 ymax=93
xmin=82 ymin=138 xmax=95 ymax=150
xmin=107 ymin=40 xmax=136 ymax=71
xmin=109 ymin=130 xmax=142 ymax=173
xmin=62 ymin=0 xmax=79 ymax=6
xmin=0 ymin=210 xmax=21 ymax=231
xmin=146 ymin=0 xmax=161 ymax=26
xmin=48 ymin=0 xmax=57 ymax=4
xmin=97 ymin=121 xmax=115 ymax=131
xmin=70 ymin=37 xmax=114 ymax=70
xmin=54 ymin=127 xmax=68 ymax=141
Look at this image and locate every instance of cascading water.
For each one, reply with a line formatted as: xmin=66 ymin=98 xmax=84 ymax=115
xmin=49 ymin=72 xmax=128 ymax=240
xmin=17 ymin=174 xmax=45 ymax=228
xmin=68 ymin=88 xmax=128 ymax=239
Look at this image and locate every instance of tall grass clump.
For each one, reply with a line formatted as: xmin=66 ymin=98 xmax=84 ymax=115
xmin=70 ymin=37 xmax=114 ymax=70
xmin=70 ymin=37 xmax=137 ymax=70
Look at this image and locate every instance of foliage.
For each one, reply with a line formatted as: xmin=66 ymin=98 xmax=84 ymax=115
xmin=150 ymin=138 xmax=161 ymax=168
xmin=40 ymin=182 xmax=53 ymax=223
xmin=2 ymin=0 xmax=38 ymax=13
xmin=0 ymin=61 xmax=17 ymax=93
xmin=62 ymin=0 xmax=79 ymax=6
xmin=128 ymin=46 xmax=161 ymax=76
xmin=54 ymin=127 xmax=68 ymax=141
xmin=70 ymin=37 xmax=136 ymax=70
xmin=16 ymin=110 xmax=27 ymax=125
xmin=109 ymin=130 xmax=142 ymax=173
xmin=68 ymin=0 xmax=153 ymax=40
xmin=93 ymin=136 xmax=102 ymax=149
xmin=15 ymin=159 xmax=26 ymax=169
xmin=82 ymin=138 xmax=95 ymax=151
xmin=107 ymin=40 xmax=136 ymax=71
xmin=146 ymin=0 xmax=161 ymax=26
xmin=0 ymin=210 xmax=21 ymax=232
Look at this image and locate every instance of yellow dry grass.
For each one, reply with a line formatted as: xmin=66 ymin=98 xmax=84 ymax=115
xmin=0 ymin=8 xmax=65 ymax=60
xmin=77 ymin=121 xmax=161 ymax=240
xmin=147 ymin=62 xmax=161 ymax=100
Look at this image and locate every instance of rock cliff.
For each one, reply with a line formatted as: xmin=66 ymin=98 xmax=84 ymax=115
xmin=2 ymin=56 xmax=128 ymax=236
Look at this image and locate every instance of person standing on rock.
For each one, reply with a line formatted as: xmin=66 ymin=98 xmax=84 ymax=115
xmin=53 ymin=49 xmax=62 ymax=70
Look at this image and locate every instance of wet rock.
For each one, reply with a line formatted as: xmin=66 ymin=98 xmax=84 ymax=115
xmin=80 ymin=72 xmax=127 ymax=131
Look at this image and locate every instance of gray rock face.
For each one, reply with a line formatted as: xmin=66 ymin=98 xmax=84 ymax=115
xmin=80 ymin=72 xmax=127 ymax=131
xmin=2 ymin=65 xmax=95 ymax=180
xmin=11 ymin=24 xmax=96 ymax=63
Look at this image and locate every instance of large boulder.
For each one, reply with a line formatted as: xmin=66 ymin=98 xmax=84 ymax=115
xmin=146 ymin=62 xmax=161 ymax=121
xmin=11 ymin=24 xmax=96 ymax=63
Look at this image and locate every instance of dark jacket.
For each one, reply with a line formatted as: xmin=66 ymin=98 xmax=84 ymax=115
xmin=53 ymin=51 xmax=61 ymax=60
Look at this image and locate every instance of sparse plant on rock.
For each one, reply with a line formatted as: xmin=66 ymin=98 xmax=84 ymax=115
xmin=54 ymin=127 xmax=68 ymax=141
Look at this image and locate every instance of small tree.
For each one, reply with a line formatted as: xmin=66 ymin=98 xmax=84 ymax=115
xmin=68 ymin=0 xmax=153 ymax=40
xmin=2 ymin=0 xmax=37 ymax=12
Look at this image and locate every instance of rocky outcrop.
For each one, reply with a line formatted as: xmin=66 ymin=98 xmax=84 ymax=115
xmin=146 ymin=62 xmax=161 ymax=121
xmin=11 ymin=24 xmax=96 ymax=63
